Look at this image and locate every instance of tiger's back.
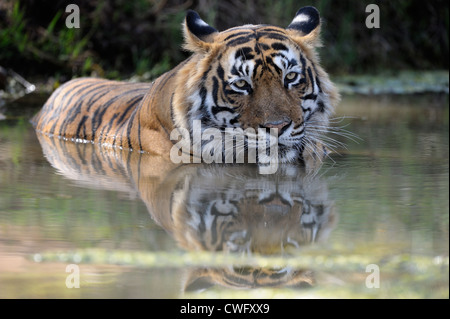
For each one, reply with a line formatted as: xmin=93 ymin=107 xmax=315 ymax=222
xmin=32 ymin=78 xmax=152 ymax=149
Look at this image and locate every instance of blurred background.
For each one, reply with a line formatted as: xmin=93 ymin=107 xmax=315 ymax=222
xmin=0 ymin=0 xmax=448 ymax=90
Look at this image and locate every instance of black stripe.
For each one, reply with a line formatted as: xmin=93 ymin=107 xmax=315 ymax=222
xmin=227 ymin=35 xmax=256 ymax=47
xmin=48 ymin=81 xmax=94 ymax=134
xmin=217 ymin=63 xmax=225 ymax=80
xmin=302 ymin=93 xmax=317 ymax=100
xmin=99 ymin=112 xmax=119 ymax=143
xmin=224 ymin=31 xmax=252 ymax=42
xmin=58 ymin=80 xmax=93 ymax=111
xmin=299 ymin=54 xmax=307 ymax=83
xmin=90 ymin=88 xmax=145 ymax=140
xmin=137 ymin=111 xmax=143 ymax=152
xmin=126 ymin=110 xmax=137 ymax=150
xmin=223 ymin=273 xmax=253 ymax=287
xmin=57 ymin=82 xmax=101 ymax=136
xmin=57 ymin=82 xmax=109 ymax=133
xmin=317 ymin=100 xmax=325 ymax=113
xmin=116 ymin=95 xmax=144 ymax=127
xmin=229 ymin=114 xmax=240 ymax=125
xmin=212 ymin=76 xmax=219 ymax=105
xmin=256 ymin=42 xmax=270 ymax=52
xmin=255 ymin=32 xmax=290 ymax=42
xmin=212 ymin=105 xmax=236 ymax=115
xmin=75 ymin=141 xmax=87 ymax=166
xmin=91 ymin=104 xmax=110 ymax=139
xmin=291 ymin=127 xmax=304 ymax=137
xmin=75 ymin=115 xmax=89 ymax=139
xmin=265 ymin=56 xmax=282 ymax=75
xmin=198 ymin=85 xmax=208 ymax=113
xmin=91 ymin=146 xmax=107 ymax=176
xmin=235 ymin=47 xmax=254 ymax=60
xmin=86 ymin=84 xmax=117 ymax=112
xmin=293 ymin=121 xmax=304 ymax=130
xmin=271 ymin=42 xmax=288 ymax=51
xmin=269 ymin=269 xmax=288 ymax=280
xmin=257 ymin=27 xmax=286 ymax=34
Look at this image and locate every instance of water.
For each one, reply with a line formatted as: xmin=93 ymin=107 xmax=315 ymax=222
xmin=0 ymin=94 xmax=448 ymax=298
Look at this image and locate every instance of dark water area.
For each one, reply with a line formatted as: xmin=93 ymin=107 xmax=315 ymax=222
xmin=0 ymin=93 xmax=448 ymax=298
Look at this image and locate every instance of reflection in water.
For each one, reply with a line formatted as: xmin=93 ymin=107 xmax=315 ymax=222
xmin=36 ymin=133 xmax=337 ymax=291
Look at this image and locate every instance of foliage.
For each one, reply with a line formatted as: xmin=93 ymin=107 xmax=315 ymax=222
xmin=0 ymin=0 xmax=448 ymax=79
xmin=0 ymin=2 xmax=90 ymax=75
xmin=335 ymin=70 xmax=450 ymax=95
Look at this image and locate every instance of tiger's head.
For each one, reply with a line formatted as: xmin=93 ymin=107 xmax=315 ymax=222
xmin=173 ymin=7 xmax=340 ymax=164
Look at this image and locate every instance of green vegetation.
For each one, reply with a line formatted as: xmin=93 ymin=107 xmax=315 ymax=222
xmin=335 ymin=70 xmax=450 ymax=95
xmin=0 ymin=0 xmax=448 ymax=80
xmin=0 ymin=2 xmax=92 ymax=75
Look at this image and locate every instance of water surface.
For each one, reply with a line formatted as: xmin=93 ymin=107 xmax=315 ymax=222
xmin=0 ymin=93 xmax=448 ymax=298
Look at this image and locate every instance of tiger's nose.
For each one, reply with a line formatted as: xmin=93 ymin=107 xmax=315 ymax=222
xmin=261 ymin=120 xmax=292 ymax=136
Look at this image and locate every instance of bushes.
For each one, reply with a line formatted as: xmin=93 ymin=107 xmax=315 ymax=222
xmin=0 ymin=0 xmax=448 ymax=79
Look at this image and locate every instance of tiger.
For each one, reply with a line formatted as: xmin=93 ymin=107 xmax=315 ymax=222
xmin=36 ymin=132 xmax=337 ymax=291
xmin=32 ymin=6 xmax=340 ymax=168
xmin=167 ymin=164 xmax=337 ymax=291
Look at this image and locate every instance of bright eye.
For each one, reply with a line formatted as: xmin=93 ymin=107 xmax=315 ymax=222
xmin=285 ymin=72 xmax=298 ymax=81
xmin=234 ymin=79 xmax=249 ymax=88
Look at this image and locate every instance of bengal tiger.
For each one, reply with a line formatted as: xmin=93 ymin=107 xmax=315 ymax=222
xmin=36 ymin=133 xmax=337 ymax=291
xmin=167 ymin=163 xmax=337 ymax=291
xmin=32 ymin=6 xmax=340 ymax=167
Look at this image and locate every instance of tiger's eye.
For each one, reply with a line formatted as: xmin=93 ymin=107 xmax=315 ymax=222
xmin=234 ymin=79 xmax=248 ymax=88
xmin=285 ymin=72 xmax=297 ymax=80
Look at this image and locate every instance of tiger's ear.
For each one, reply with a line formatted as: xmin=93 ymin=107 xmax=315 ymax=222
xmin=183 ymin=10 xmax=219 ymax=53
xmin=286 ymin=6 xmax=321 ymax=47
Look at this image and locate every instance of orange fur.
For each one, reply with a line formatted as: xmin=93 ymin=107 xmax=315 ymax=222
xmin=33 ymin=7 xmax=339 ymax=165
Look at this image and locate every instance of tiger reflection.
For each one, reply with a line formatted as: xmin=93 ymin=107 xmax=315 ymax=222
xmin=36 ymin=133 xmax=337 ymax=291
xmin=152 ymin=165 xmax=336 ymax=291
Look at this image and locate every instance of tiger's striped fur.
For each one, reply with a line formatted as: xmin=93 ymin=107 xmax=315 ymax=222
xmin=32 ymin=7 xmax=339 ymax=165
xmin=36 ymin=133 xmax=336 ymax=291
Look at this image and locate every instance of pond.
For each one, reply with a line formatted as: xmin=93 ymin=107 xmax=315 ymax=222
xmin=0 ymin=93 xmax=448 ymax=299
